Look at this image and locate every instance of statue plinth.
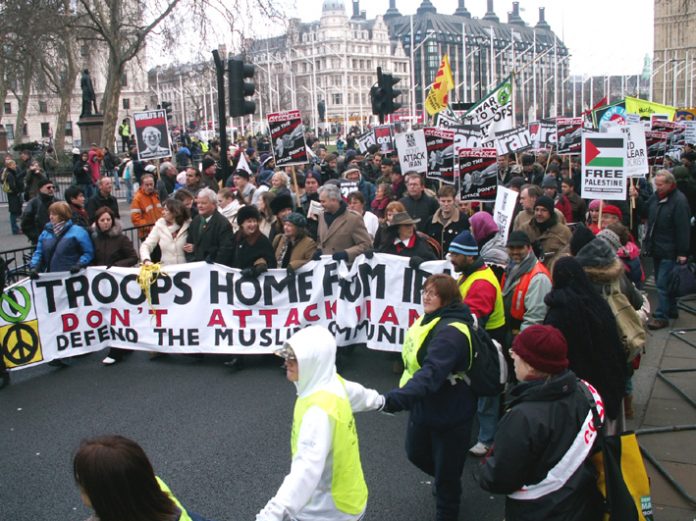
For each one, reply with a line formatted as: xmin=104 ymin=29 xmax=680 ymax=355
xmin=0 ymin=125 xmax=8 ymax=155
xmin=77 ymin=115 xmax=104 ymax=148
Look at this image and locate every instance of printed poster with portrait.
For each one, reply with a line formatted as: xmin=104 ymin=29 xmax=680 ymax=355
xmin=133 ymin=109 xmax=172 ymax=161
xmin=268 ymin=110 xmax=308 ymax=167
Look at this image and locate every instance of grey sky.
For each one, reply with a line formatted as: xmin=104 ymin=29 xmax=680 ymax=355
xmin=291 ymin=0 xmax=654 ymax=76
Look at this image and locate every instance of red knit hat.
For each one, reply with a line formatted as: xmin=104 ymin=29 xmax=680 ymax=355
xmin=602 ymin=205 xmax=622 ymax=220
xmin=512 ymin=325 xmax=569 ymax=374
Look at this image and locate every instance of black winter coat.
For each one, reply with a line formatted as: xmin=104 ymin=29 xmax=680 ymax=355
xmin=185 ymin=211 xmax=235 ymax=266
xmin=91 ymin=224 xmax=138 ymax=267
xmin=232 ymin=230 xmax=276 ymax=270
xmin=378 ymin=233 xmax=437 ymax=261
xmin=642 ymin=188 xmax=690 ymax=259
xmin=86 ymin=192 xmax=120 ymax=223
xmin=21 ymin=193 xmax=55 ymax=244
xmin=478 ymin=372 xmax=603 ymax=521
xmin=2 ymin=167 xmax=23 ymax=214
xmin=73 ymin=160 xmax=91 ymax=185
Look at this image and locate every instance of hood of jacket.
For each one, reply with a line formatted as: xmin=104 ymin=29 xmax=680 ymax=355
xmin=91 ymin=219 xmax=124 ymax=240
xmin=288 ymin=326 xmax=339 ymax=398
xmin=507 ymin=369 xmax=577 ymax=408
xmin=582 ymin=258 xmax=624 ymax=285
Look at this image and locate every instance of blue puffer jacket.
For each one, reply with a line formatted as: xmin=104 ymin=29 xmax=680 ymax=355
xmin=31 ymin=220 xmax=95 ymax=273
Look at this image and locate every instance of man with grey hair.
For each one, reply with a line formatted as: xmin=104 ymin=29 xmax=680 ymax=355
xmin=637 ymin=169 xmax=691 ymax=329
xmin=86 ymin=176 xmax=120 ymax=223
xmin=184 ymin=187 xmax=234 ymax=265
xmin=314 ymin=183 xmax=372 ymax=263
xmin=157 ymin=161 xmax=177 ymax=202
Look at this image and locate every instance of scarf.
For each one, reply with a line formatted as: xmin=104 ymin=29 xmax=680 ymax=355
xmin=52 ymin=221 xmax=67 ymax=237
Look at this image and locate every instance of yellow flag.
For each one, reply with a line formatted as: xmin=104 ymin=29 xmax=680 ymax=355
xmin=425 ymin=55 xmax=455 ymax=116
xmin=625 ymin=96 xmax=676 ymax=121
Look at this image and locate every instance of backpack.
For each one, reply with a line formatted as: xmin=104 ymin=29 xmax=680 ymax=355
xmin=603 ymin=281 xmax=646 ymax=362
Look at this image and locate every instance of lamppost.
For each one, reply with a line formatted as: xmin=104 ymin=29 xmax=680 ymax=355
xmin=409 ymin=15 xmax=436 ymax=122
xmin=290 ymin=46 xmax=318 ymax=131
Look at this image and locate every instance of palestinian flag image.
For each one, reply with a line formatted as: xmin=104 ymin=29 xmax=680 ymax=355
xmin=584 ymin=137 xmax=624 ymax=168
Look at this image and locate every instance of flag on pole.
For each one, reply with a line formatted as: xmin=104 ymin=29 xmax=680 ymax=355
xmin=584 ymin=136 xmax=625 ymax=168
xmin=425 ymin=55 xmax=454 ymax=116
xmin=236 ymin=149 xmax=253 ymax=174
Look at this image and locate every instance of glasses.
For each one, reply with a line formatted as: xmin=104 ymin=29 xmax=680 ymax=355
xmin=421 ymin=289 xmax=438 ymax=299
xmin=45 ymin=186 xmax=55 ymax=190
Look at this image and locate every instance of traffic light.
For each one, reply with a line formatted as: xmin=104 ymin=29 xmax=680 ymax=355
xmin=228 ymin=58 xmax=256 ymax=117
xmin=161 ymin=101 xmax=173 ymax=120
xmin=370 ymin=67 xmax=402 ymax=123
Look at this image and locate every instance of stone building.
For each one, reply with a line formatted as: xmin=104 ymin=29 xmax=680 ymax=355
xmin=652 ymin=0 xmax=696 ymax=107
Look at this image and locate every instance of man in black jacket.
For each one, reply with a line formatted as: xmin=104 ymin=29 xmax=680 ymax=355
xmin=86 ymin=177 xmax=120 ymax=223
xmin=399 ymin=172 xmax=439 ymax=232
xmin=20 ymin=179 xmax=57 ymax=245
xmin=184 ymin=188 xmax=234 ymax=266
xmin=637 ymin=170 xmax=691 ymax=329
xmin=478 ymin=324 xmax=604 ymax=521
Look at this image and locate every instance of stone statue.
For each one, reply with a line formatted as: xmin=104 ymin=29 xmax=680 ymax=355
xmin=80 ymin=69 xmax=98 ymax=117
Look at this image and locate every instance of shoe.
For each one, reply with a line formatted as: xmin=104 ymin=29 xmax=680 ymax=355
xmin=468 ymin=442 xmax=490 ymax=457
xmin=102 ymin=356 xmax=117 ymax=365
xmin=647 ymin=318 xmax=669 ymax=330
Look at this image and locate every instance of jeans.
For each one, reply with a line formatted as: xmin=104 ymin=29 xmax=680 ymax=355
xmin=9 ymin=212 xmax=20 ymax=234
xmin=653 ymin=257 xmax=677 ymax=319
xmin=124 ymin=178 xmax=133 ymax=204
xmin=405 ymin=418 xmax=473 ymax=521
xmin=476 ymin=395 xmax=500 ymax=446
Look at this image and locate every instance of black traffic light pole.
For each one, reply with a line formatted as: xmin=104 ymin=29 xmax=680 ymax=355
xmin=212 ymin=49 xmax=231 ymax=181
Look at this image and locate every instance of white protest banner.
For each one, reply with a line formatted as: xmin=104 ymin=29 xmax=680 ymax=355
xmin=433 ymin=106 xmax=463 ymax=129
xmin=0 ymin=257 xmax=459 ymax=370
xmin=133 ymin=109 xmax=172 ymax=161
xmin=493 ymin=186 xmax=519 ymax=243
xmin=462 ymin=76 xmax=514 ymax=141
xmin=454 ymin=125 xmax=484 ymax=151
xmin=684 ymin=121 xmax=696 ymax=145
xmin=581 ymin=132 xmax=627 ymax=201
xmin=458 ymin=148 xmax=498 ymax=202
xmin=424 ymin=127 xmax=455 ymax=184
xmin=556 ymin=117 xmax=583 ymax=154
xmin=494 ymin=125 xmax=532 ymax=155
xmin=620 ymin=124 xmax=649 ymax=177
xmin=356 ymin=131 xmax=376 ymax=153
xmin=395 ymin=129 xmax=427 ymax=174
xmin=529 ymin=119 xmax=557 ymax=150
xmin=268 ymin=110 xmax=307 ymax=167
xmin=374 ymin=125 xmax=395 ymax=154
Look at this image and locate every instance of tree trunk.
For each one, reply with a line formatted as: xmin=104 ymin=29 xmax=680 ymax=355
xmin=54 ymin=48 xmax=78 ymax=152
xmin=13 ymin=61 xmax=35 ymax=146
xmin=0 ymin=55 xmax=7 ymax=125
xmin=100 ymin=54 xmax=123 ymax=150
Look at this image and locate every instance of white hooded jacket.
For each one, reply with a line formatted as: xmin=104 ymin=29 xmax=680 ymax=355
xmin=256 ymin=327 xmax=382 ymax=521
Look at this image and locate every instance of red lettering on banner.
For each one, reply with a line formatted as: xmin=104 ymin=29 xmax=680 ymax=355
xmin=325 ymin=300 xmax=337 ymax=319
xmin=365 ymin=300 xmax=372 ymax=319
xmin=110 ymin=309 xmax=130 ymax=327
xmin=379 ymin=306 xmax=398 ymax=325
xmin=86 ymin=311 xmax=103 ymax=328
xmin=233 ymin=309 xmax=252 ymax=327
xmin=355 ymin=305 xmax=362 ymax=321
xmin=207 ymin=309 xmax=226 ymax=327
xmin=148 ymin=309 xmax=168 ymax=327
xmin=62 ymin=313 xmax=78 ymax=332
xmin=303 ymin=304 xmax=319 ymax=322
xmin=259 ymin=309 xmax=278 ymax=327
xmin=284 ymin=308 xmax=301 ymax=327
xmin=408 ymin=308 xmax=420 ymax=326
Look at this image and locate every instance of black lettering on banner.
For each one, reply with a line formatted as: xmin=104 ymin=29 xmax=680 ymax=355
xmin=121 ymin=274 xmax=147 ymax=305
xmin=296 ymin=271 xmax=313 ymax=301
xmin=263 ymin=274 xmax=297 ymax=305
xmin=322 ymin=263 xmax=339 ymax=297
xmin=172 ymin=272 xmax=192 ymax=304
xmin=239 ymin=329 xmax=255 ymax=346
xmin=215 ymin=329 xmax=234 ymax=345
xmin=339 ymin=276 xmax=362 ymax=302
xmin=358 ymin=263 xmax=386 ymax=299
xmin=35 ymin=279 xmax=63 ymax=313
xmin=235 ymin=277 xmax=262 ymax=306
xmin=92 ymin=272 xmax=119 ymax=303
xmin=148 ymin=275 xmax=173 ymax=305
xmin=66 ymin=275 xmax=91 ymax=309
xmin=110 ymin=327 xmax=138 ymax=342
xmin=210 ymin=272 xmax=235 ymax=305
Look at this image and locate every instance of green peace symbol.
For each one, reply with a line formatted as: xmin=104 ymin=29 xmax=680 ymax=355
xmin=0 ymin=287 xmax=32 ymax=323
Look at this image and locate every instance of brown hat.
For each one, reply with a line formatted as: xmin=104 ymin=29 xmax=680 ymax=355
xmin=388 ymin=211 xmax=420 ymax=227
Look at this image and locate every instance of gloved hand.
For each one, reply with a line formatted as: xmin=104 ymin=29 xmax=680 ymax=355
xmin=409 ymin=256 xmax=425 ymax=270
xmin=240 ymin=268 xmax=255 ymax=278
xmin=364 ymin=249 xmax=375 ymax=259
xmin=378 ymin=395 xmax=398 ymax=415
xmin=69 ymin=264 xmax=84 ymax=274
xmin=254 ymin=264 xmax=268 ymax=276
xmin=312 ymin=249 xmax=323 ymax=261
xmin=29 ymin=270 xmax=40 ymax=280
xmin=332 ymin=251 xmax=348 ymax=262
xmin=285 ymin=264 xmax=295 ymax=277
xmin=204 ymin=255 xmax=215 ymax=265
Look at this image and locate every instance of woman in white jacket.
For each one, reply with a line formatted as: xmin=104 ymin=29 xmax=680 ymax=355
xmin=140 ymin=198 xmax=191 ymax=265
xmin=256 ymin=326 xmax=383 ymax=521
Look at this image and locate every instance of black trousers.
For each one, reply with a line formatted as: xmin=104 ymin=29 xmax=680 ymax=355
xmin=405 ymin=417 xmax=473 ymax=521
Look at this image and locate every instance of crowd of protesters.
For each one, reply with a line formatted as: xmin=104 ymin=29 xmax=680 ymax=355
xmin=1 ymin=127 xmax=693 ymax=521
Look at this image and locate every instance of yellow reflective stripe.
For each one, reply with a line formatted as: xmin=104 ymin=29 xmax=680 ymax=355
xmin=458 ymin=267 xmax=506 ymax=330
xmin=155 ymin=477 xmax=192 ymax=521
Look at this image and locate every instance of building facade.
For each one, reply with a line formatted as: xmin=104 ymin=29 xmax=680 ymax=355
xmin=653 ymin=0 xmax=696 ymax=107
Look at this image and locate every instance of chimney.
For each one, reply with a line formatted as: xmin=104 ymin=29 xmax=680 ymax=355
xmin=454 ymin=0 xmax=471 ymax=18
xmin=352 ymin=0 xmax=359 ymax=19
xmin=416 ymin=0 xmax=437 ymax=16
xmin=483 ymin=0 xmax=499 ymax=22
xmin=508 ymin=1 xmax=524 ymax=26
xmin=384 ymin=0 xmax=401 ymax=20
xmin=535 ymin=7 xmax=550 ymax=30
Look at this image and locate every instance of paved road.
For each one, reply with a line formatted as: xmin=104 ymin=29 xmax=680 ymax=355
xmin=0 ymin=347 xmax=505 ymax=521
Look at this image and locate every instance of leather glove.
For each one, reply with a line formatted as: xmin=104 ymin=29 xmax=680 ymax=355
xmin=204 ymin=255 xmax=215 ymax=264
xmin=312 ymin=249 xmax=323 ymax=261
xmin=379 ymin=395 xmax=398 ymax=415
xmin=409 ymin=256 xmax=425 ymax=270
xmin=240 ymin=268 xmax=254 ymax=278
xmin=69 ymin=264 xmax=84 ymax=274
xmin=254 ymin=264 xmax=268 ymax=276
xmin=332 ymin=251 xmax=349 ymax=262
xmin=285 ymin=264 xmax=295 ymax=277
xmin=364 ymin=249 xmax=375 ymax=259
xmin=29 ymin=270 xmax=40 ymax=280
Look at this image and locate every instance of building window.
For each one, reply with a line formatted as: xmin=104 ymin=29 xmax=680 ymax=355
xmin=5 ymin=124 xmax=14 ymax=140
xmin=39 ymin=101 xmax=48 ymax=113
xmin=80 ymin=44 xmax=89 ymax=56
xmin=4 ymin=102 xmax=11 ymax=114
xmin=22 ymin=123 xmax=28 ymax=137
xmin=332 ymin=93 xmax=342 ymax=105
xmin=120 ymin=72 xmax=128 ymax=87
xmin=65 ymin=121 xmax=73 ymax=137
xmin=41 ymin=122 xmax=50 ymax=138
xmin=122 ymin=98 xmax=130 ymax=110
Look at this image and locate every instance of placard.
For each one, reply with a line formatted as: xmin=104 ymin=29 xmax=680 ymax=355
xmin=458 ymin=148 xmax=498 ymax=202
xmin=268 ymin=110 xmax=307 ymax=166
